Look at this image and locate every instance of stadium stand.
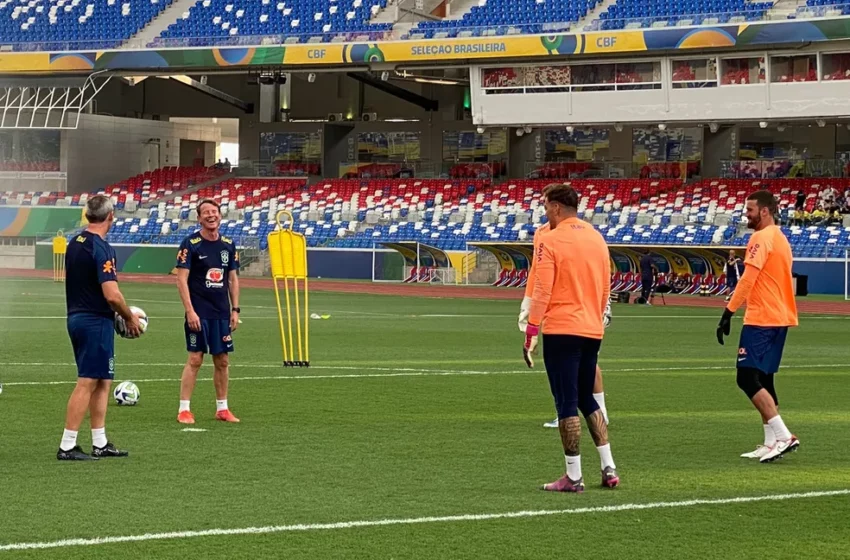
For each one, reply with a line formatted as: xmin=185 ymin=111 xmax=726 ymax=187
xmin=0 ymin=0 xmax=173 ymax=51
xmin=155 ymin=0 xmax=392 ymax=46
xmin=599 ymin=0 xmax=775 ymax=30
xmin=1 ymin=0 xmax=846 ymax=49
xmin=4 ymin=174 xmax=849 ymax=259
xmin=413 ymin=0 xmax=600 ymax=38
xmin=0 ymin=166 xmax=224 ymax=208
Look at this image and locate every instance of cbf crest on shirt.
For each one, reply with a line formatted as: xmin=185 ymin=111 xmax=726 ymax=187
xmin=176 ymin=233 xmax=240 ymax=320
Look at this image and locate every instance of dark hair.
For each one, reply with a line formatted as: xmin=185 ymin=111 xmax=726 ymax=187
xmin=85 ymin=194 xmax=113 ymax=223
xmin=542 ymin=183 xmax=579 ymax=210
xmin=196 ymin=199 xmax=220 ymax=214
xmin=747 ymin=190 xmax=778 ymax=214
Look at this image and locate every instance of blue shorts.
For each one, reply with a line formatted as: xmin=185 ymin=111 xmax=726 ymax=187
xmin=542 ymin=334 xmax=602 ymax=419
xmin=185 ymin=318 xmax=234 ymax=355
xmin=738 ymin=326 xmax=788 ymax=375
xmin=67 ymin=313 xmax=115 ymax=379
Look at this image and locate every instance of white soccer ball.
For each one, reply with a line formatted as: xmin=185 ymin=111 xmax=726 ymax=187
xmin=113 ymin=381 xmax=140 ymax=406
xmin=115 ymin=306 xmax=149 ymax=339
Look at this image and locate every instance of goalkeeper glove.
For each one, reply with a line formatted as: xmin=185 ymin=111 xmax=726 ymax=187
xmin=716 ymin=308 xmax=734 ymax=345
xmin=518 ymin=296 xmax=532 ymax=332
xmin=523 ymin=324 xmax=540 ymax=368
xmin=603 ymin=300 xmax=612 ymax=329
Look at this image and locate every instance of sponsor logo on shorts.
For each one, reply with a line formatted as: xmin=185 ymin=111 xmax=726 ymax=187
xmin=189 ymin=333 xmax=197 ymax=346
xmin=108 ymin=358 xmax=114 ymax=372
xmin=222 ymin=334 xmax=232 ymax=343
xmin=205 ymin=268 xmax=224 ymax=289
xmin=738 ymin=347 xmax=747 ymax=355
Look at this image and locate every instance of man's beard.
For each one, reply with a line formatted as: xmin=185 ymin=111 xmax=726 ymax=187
xmin=748 ymin=215 xmax=762 ymax=230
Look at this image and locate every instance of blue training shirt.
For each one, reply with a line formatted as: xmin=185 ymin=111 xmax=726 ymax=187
xmin=65 ymin=230 xmax=118 ymax=318
xmin=176 ymin=233 xmax=239 ymax=320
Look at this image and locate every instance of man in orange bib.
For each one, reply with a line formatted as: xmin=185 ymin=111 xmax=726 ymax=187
xmin=523 ymin=184 xmax=618 ymax=493
xmin=717 ymin=190 xmax=800 ymax=463
xmin=519 ymin=220 xmax=611 ymax=428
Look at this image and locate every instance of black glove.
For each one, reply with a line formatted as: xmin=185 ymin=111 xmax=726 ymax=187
xmin=716 ymin=308 xmax=734 ymax=345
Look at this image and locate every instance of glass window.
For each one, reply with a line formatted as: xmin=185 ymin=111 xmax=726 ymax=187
xmin=357 ymin=132 xmax=420 ymax=162
xmin=259 ymin=132 xmax=322 ymax=176
xmin=481 ymin=67 xmax=523 ymax=91
xmin=443 ymin=130 xmax=506 ymax=162
xmin=822 ymin=52 xmax=850 ymax=81
xmin=720 ymin=57 xmax=765 ymax=85
xmin=0 ymin=130 xmax=61 ymax=172
xmin=481 ymin=66 xmax=571 ymax=94
xmin=544 ymin=128 xmax=610 ymax=162
xmin=671 ymin=58 xmax=718 ymax=88
xmin=771 ymin=54 xmax=818 ymax=83
xmin=632 ymin=127 xmax=702 ymax=178
xmin=614 ymin=62 xmax=661 ymax=90
xmin=571 ymin=63 xmax=616 ymax=92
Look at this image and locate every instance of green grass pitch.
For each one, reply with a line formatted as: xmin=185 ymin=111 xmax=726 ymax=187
xmin=0 ymin=277 xmax=849 ymax=559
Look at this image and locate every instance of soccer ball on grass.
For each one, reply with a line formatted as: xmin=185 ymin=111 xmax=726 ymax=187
xmin=114 ymin=381 xmax=140 ymax=406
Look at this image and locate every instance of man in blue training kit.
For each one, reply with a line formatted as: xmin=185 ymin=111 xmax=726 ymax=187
xmin=58 ymin=194 xmax=140 ymax=461
xmin=176 ymin=199 xmax=241 ymax=424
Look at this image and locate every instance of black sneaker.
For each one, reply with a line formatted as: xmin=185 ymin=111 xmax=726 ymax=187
xmin=57 ymin=446 xmax=98 ymax=461
xmin=92 ymin=442 xmax=129 ymax=458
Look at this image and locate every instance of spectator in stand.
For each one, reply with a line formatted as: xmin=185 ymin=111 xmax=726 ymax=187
xmin=820 ymin=186 xmax=836 ymax=210
xmin=795 ymin=190 xmax=806 ymax=212
xmin=811 ymin=203 xmax=828 ymax=225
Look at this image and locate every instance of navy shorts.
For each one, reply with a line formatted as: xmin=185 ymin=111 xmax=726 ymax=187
xmin=737 ymin=326 xmax=788 ymax=375
xmin=67 ymin=313 xmax=115 ymax=379
xmin=542 ymin=334 xmax=602 ymax=420
xmin=185 ymin=318 xmax=234 ymax=355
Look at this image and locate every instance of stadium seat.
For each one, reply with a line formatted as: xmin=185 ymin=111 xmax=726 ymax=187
xmin=154 ymin=0 xmax=392 ymax=47
xmin=0 ymin=0 xmax=173 ymax=51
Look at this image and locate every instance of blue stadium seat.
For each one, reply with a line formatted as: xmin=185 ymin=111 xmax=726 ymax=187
xmin=0 ymin=0 xmax=173 ymax=51
xmin=155 ymin=0 xmax=391 ymax=46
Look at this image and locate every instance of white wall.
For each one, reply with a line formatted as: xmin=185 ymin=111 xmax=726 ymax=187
xmin=470 ymin=59 xmax=850 ymax=126
xmin=61 ymin=114 xmax=221 ymax=194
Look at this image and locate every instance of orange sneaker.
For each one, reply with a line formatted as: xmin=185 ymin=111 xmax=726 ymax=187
xmin=177 ymin=410 xmax=195 ymax=424
xmin=215 ymin=409 xmax=240 ymax=423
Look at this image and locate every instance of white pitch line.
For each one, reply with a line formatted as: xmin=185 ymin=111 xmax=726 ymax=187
xmin=0 ymin=489 xmax=847 ymax=552
xmin=1 ymin=363 xmax=848 ymax=387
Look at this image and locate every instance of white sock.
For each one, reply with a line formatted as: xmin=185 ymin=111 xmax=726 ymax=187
xmin=92 ymin=427 xmax=107 ymax=449
xmin=593 ymin=392 xmax=609 ymax=424
xmin=768 ymin=415 xmax=793 ymax=442
xmin=565 ymin=454 xmax=582 ymax=481
xmin=179 ymin=400 xmax=191 ymax=413
xmin=216 ymin=399 xmax=228 ymax=412
xmin=763 ymin=423 xmax=776 ymax=447
xmin=597 ymin=443 xmax=616 ymax=469
xmin=60 ymin=429 xmax=78 ymax=452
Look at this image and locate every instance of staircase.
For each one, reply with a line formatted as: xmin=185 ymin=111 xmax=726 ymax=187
xmin=445 ymin=0 xmax=479 ymax=20
xmin=766 ymin=0 xmax=809 ymax=19
xmin=370 ymin=0 xmax=401 ymax=24
xmin=139 ymin=172 xmax=234 ymax=210
xmin=123 ymin=0 xmax=201 ymax=49
xmin=574 ymin=0 xmax=619 ymax=31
